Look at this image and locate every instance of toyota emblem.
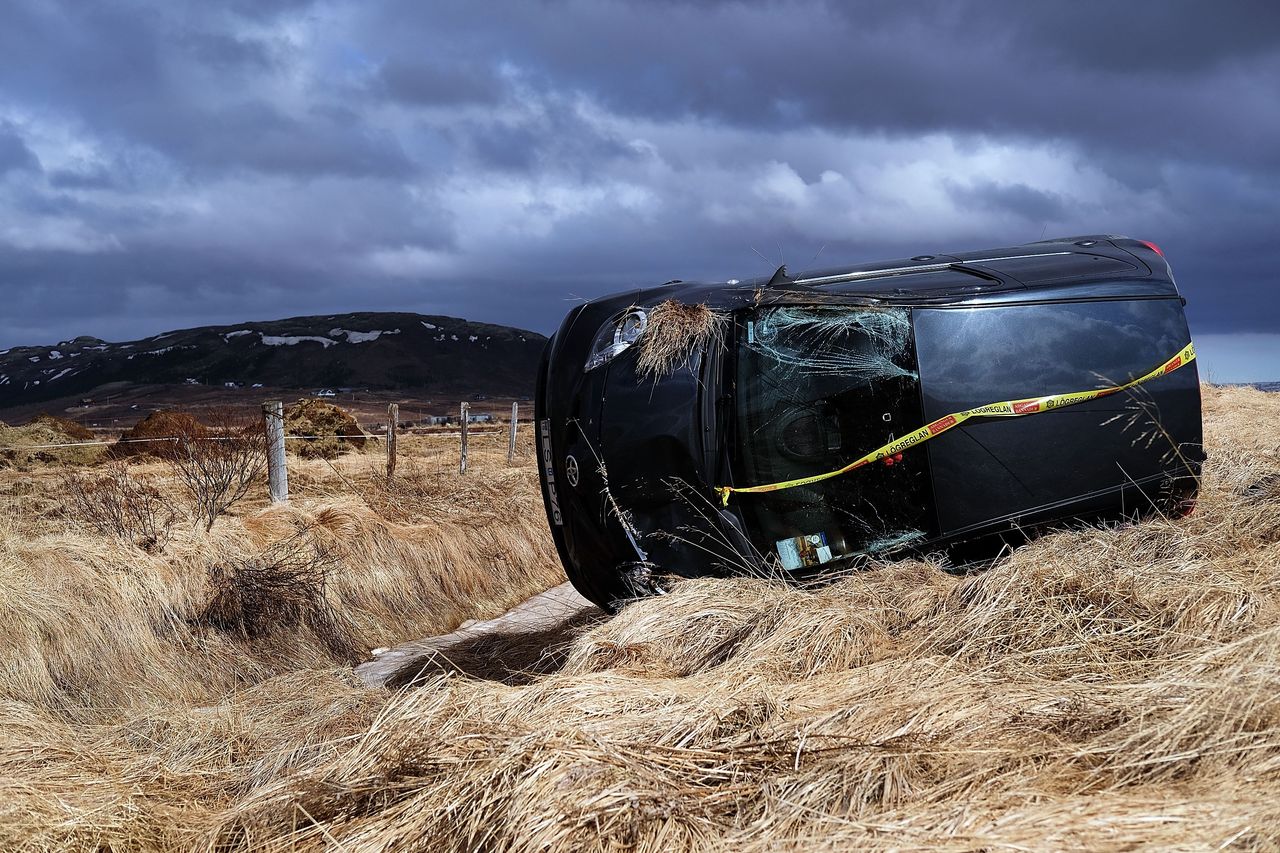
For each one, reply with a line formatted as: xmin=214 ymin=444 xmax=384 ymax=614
xmin=564 ymin=454 xmax=580 ymax=487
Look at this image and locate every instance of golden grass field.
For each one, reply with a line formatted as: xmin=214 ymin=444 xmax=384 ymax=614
xmin=0 ymin=385 xmax=1277 ymax=851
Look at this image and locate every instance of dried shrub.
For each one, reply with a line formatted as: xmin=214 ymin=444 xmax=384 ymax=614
xmin=166 ymin=410 xmax=267 ymax=531
xmin=198 ymin=532 xmax=359 ymax=663
xmin=59 ymin=461 xmax=178 ymax=551
xmin=284 ymin=399 xmax=367 ymax=459
xmin=634 ymin=299 xmax=728 ymax=380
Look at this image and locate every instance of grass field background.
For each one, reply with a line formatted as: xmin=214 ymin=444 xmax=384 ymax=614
xmin=0 ymin=385 xmax=1276 ymax=850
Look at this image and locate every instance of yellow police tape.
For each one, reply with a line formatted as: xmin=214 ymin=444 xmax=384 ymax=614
xmin=717 ymin=342 xmax=1196 ymax=507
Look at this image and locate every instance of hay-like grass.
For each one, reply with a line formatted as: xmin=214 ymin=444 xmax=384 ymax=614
xmin=0 ymin=419 xmax=102 ymax=469
xmin=284 ymin=399 xmax=367 ymax=459
xmin=634 ymin=300 xmax=728 ymax=380
xmin=1 ymin=385 xmax=1279 ymax=850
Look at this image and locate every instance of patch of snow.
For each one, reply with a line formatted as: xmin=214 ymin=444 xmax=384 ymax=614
xmin=28 ymin=356 xmax=40 ymax=363
xmin=260 ymin=334 xmax=336 ymax=348
xmin=48 ymin=350 xmax=63 ymax=360
xmin=84 ymin=344 xmax=108 ymax=351
xmin=421 ymin=321 xmax=438 ymax=330
xmin=152 ymin=333 xmax=172 ymax=340
xmin=48 ymin=367 xmax=75 ymax=382
xmin=0 ymin=375 xmax=8 ymax=385
xmin=70 ymin=352 xmax=81 ymax=358
xmin=223 ymin=330 xmax=253 ymax=341
xmin=147 ymin=345 xmax=179 ymax=355
xmin=468 ymin=335 xmax=479 ymax=342
xmin=451 ymin=334 xmax=458 ymax=341
xmin=329 ymin=328 xmax=401 ymax=344
xmin=434 ymin=334 xmax=445 ymax=341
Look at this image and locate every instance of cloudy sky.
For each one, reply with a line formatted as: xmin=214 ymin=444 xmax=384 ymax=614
xmin=1 ymin=0 xmax=1278 ymax=380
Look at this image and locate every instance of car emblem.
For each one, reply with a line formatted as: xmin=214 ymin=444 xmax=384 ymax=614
xmin=564 ymin=454 xmax=580 ymax=487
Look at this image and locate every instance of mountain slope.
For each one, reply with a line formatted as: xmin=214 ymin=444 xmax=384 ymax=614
xmin=0 ymin=312 xmax=547 ymax=406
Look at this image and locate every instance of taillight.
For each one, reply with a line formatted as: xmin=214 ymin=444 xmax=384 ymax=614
xmin=1138 ymin=240 xmax=1165 ymax=257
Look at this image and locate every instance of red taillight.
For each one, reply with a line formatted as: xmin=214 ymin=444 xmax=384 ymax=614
xmin=1138 ymin=240 xmax=1165 ymax=257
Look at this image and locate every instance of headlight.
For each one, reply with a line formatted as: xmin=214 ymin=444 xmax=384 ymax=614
xmin=585 ymin=308 xmax=648 ymax=371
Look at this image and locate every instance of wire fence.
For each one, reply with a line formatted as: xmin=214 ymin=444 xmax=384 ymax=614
xmin=0 ymin=426 xmax=520 ymax=452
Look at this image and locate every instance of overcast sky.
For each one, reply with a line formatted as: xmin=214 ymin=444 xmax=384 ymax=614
xmin=1 ymin=0 xmax=1278 ymax=380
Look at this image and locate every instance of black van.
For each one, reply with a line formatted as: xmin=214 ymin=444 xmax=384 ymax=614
xmin=536 ymin=236 xmax=1203 ymax=610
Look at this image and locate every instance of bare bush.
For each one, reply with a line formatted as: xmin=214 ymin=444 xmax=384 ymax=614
xmin=198 ymin=531 xmax=359 ymax=663
xmin=60 ymin=461 xmax=177 ymax=551
xmin=166 ymin=409 xmax=267 ymax=531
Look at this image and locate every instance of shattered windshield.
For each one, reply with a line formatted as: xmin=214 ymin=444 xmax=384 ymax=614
xmin=731 ymin=305 xmax=935 ymax=571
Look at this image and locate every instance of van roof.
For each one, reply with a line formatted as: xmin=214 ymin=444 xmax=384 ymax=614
xmin=790 ymin=235 xmax=1160 ymax=289
xmin=639 ymin=236 xmax=1178 ymax=311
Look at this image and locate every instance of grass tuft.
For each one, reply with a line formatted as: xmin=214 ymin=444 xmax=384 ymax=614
xmin=634 ymin=300 xmax=728 ymax=380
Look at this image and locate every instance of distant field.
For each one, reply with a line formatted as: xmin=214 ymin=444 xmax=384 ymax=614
xmin=0 ymin=381 xmax=531 ymax=432
xmin=0 ymin=385 xmax=1277 ymax=850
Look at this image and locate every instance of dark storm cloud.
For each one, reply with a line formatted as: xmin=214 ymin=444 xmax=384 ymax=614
xmin=0 ymin=124 xmax=40 ymax=176
xmin=945 ymin=181 xmax=1068 ymax=226
xmin=0 ymin=0 xmax=1277 ymax=381
xmin=362 ymin=0 xmax=1280 ymax=169
xmin=369 ymin=59 xmax=508 ymax=107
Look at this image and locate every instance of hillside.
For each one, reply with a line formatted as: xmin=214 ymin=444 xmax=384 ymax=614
xmin=0 ymin=312 xmax=547 ymax=408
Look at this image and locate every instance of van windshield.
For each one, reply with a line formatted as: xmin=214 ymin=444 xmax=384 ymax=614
xmin=731 ymin=305 xmax=934 ymax=570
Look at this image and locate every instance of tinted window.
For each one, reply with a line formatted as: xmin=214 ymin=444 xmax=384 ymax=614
xmin=731 ymin=305 xmax=934 ymax=569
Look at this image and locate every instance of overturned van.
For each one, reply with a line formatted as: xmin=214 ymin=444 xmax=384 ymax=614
xmin=536 ymin=236 xmax=1204 ymax=610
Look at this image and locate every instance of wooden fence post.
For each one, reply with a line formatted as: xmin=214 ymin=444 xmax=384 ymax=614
xmin=508 ymin=402 xmax=519 ymax=463
xmin=263 ymin=400 xmax=288 ymax=503
xmin=459 ymin=402 xmax=469 ymax=475
xmin=386 ymin=402 xmax=399 ymax=478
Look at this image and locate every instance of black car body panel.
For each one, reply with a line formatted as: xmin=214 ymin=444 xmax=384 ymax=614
xmin=536 ymin=236 xmax=1203 ymax=609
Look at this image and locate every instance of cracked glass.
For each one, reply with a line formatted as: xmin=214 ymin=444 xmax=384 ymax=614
xmin=731 ymin=305 xmax=935 ymax=569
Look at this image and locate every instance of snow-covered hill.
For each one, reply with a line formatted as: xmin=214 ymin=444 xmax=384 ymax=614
xmin=0 ymin=312 xmax=547 ymax=406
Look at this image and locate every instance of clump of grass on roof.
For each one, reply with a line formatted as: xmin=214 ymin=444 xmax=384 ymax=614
xmin=284 ymin=399 xmax=367 ymax=459
xmin=27 ymin=413 xmax=94 ymax=442
xmin=634 ymin=299 xmax=728 ymax=380
xmin=107 ymin=410 xmax=207 ymax=460
xmin=0 ymin=417 xmax=102 ymax=469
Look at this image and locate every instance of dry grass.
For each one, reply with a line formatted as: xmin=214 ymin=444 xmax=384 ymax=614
xmin=0 ymin=385 xmax=1278 ymax=850
xmin=284 ymin=398 xmax=368 ymax=459
xmin=634 ymin=300 xmax=728 ymax=380
xmin=0 ymin=419 xmax=103 ymax=469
